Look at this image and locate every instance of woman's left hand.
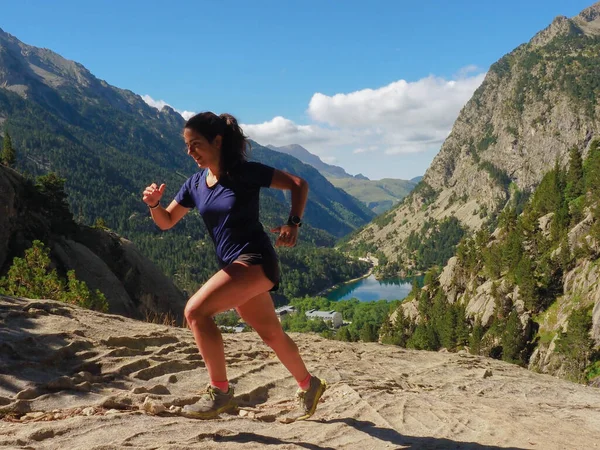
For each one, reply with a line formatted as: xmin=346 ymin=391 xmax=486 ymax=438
xmin=271 ymin=225 xmax=299 ymax=247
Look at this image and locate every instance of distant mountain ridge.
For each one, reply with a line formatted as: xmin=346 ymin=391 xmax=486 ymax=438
xmin=267 ymin=143 xmax=419 ymax=213
xmin=328 ymin=177 xmax=418 ymax=215
xmin=266 ymin=144 xmax=356 ymax=179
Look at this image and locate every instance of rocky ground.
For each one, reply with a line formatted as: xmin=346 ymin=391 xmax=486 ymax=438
xmin=1 ymin=295 xmax=600 ymax=450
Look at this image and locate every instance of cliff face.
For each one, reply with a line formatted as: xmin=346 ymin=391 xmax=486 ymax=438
xmin=350 ymin=3 xmax=600 ymax=272
xmin=0 ymin=165 xmax=186 ymax=321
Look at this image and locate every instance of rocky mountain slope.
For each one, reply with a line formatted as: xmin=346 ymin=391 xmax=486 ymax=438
xmin=2 ymin=295 xmax=600 ymax=450
xmin=348 ymin=3 xmax=600 ymax=271
xmin=0 ymin=165 xmax=185 ymax=321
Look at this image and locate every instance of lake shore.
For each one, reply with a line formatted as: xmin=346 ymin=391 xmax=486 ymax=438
xmin=316 ymin=255 xmax=378 ymax=297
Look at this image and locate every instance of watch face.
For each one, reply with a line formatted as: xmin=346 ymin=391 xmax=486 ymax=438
xmin=289 ymin=216 xmax=301 ymax=225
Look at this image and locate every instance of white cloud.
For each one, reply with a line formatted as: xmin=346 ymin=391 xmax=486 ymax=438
xmin=353 ymin=146 xmax=378 ymax=154
xmin=179 ymin=110 xmax=196 ymax=120
xmin=243 ymin=69 xmax=485 ymax=164
xmin=242 ymin=116 xmax=366 ymax=148
xmin=141 ymin=94 xmax=195 ymax=120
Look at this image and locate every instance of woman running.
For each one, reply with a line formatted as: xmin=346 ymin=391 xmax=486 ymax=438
xmin=142 ymin=111 xmax=326 ymax=421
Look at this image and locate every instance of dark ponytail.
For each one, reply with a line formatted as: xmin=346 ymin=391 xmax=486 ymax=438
xmin=184 ymin=111 xmax=249 ymax=174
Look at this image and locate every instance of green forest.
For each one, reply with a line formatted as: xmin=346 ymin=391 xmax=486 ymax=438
xmin=380 ymin=140 xmax=600 ymax=383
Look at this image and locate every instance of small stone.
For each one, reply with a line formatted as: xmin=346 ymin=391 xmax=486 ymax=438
xmin=47 ymin=376 xmax=75 ymax=390
xmin=101 ymin=395 xmax=133 ymax=409
xmin=483 ymin=369 xmax=493 ymax=379
xmin=105 ymin=409 xmax=120 ymax=415
xmin=148 ymin=385 xmax=170 ymax=395
xmin=239 ymin=409 xmax=249 ymax=417
xmin=77 ymin=371 xmax=94 ymax=382
xmin=25 ymin=411 xmax=45 ymax=420
xmin=30 ymin=428 xmax=54 ymax=441
xmin=248 ymin=412 xmax=256 ymax=419
xmin=16 ymin=387 xmax=40 ymax=400
xmin=82 ymin=407 xmax=95 ymax=416
xmin=168 ymin=375 xmax=178 ymax=383
xmin=169 ymin=405 xmax=182 ymax=413
xmin=76 ymin=381 xmax=92 ymax=392
xmin=142 ymin=396 xmax=166 ymax=415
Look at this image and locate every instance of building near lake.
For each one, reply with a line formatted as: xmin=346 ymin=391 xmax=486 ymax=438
xmin=275 ymin=305 xmax=297 ymax=320
xmin=305 ymin=309 xmax=343 ymax=328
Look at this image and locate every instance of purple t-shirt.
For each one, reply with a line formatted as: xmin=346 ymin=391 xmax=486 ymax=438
xmin=175 ymin=161 xmax=276 ymax=266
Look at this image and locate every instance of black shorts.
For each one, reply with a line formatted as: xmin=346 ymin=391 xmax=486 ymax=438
xmin=233 ymin=251 xmax=280 ymax=292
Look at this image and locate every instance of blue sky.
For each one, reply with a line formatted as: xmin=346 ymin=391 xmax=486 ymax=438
xmin=1 ymin=0 xmax=595 ymax=179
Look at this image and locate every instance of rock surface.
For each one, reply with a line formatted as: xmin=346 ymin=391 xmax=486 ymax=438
xmin=1 ymin=295 xmax=599 ymax=450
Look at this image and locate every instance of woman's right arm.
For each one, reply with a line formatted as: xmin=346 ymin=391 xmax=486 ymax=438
xmin=143 ymin=183 xmax=190 ymax=230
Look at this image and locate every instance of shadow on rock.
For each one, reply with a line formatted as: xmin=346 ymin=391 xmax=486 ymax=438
xmin=214 ymin=432 xmax=337 ymax=450
xmin=323 ymin=418 xmax=527 ymax=450
xmin=0 ymin=296 xmax=100 ymax=415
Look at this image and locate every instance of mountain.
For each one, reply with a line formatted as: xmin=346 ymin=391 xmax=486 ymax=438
xmin=344 ymin=3 xmax=600 ymax=383
xmin=346 ymin=3 xmax=600 ymax=273
xmin=0 ymin=27 xmax=375 ymax=296
xmin=267 ymin=143 xmax=354 ymax=178
xmin=2 ymin=294 xmax=600 ymax=449
xmin=265 ymin=144 xmax=418 ymax=213
xmin=328 ymin=177 xmax=417 ymax=214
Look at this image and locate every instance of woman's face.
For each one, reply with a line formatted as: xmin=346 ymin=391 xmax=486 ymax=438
xmin=184 ymin=128 xmax=221 ymax=169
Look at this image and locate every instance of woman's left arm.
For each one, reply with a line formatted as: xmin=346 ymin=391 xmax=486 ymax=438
xmin=269 ymin=169 xmax=309 ymax=247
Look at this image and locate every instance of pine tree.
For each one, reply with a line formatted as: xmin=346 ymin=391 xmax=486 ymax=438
xmin=360 ymin=323 xmax=378 ymax=342
xmin=1 ymin=130 xmax=15 ymax=166
xmin=556 ymin=306 xmax=595 ymax=383
xmin=337 ymin=326 xmax=351 ymax=342
xmin=391 ymin=306 xmax=409 ymax=347
xmin=501 ymin=310 xmax=525 ymax=365
xmin=470 ymin=318 xmax=484 ymax=355
xmin=584 ymin=139 xmax=600 ymax=201
xmin=0 ymin=240 xmax=108 ymax=312
xmin=565 ymin=146 xmax=584 ymax=201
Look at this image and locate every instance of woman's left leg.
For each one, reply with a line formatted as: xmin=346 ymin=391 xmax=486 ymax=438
xmin=184 ymin=263 xmax=274 ymax=385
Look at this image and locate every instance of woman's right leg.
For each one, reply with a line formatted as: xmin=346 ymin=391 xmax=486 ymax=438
xmin=235 ymin=292 xmax=309 ymax=383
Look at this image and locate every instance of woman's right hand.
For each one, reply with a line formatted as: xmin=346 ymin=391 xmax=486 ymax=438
xmin=143 ymin=183 xmax=166 ymax=207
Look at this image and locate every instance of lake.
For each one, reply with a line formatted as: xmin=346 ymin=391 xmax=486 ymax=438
xmin=324 ymin=274 xmax=416 ymax=302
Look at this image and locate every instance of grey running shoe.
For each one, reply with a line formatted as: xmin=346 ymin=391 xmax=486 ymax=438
xmin=281 ymin=376 xmax=327 ymax=423
xmin=181 ymin=385 xmax=236 ymax=419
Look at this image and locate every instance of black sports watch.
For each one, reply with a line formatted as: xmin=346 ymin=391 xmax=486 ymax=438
xmin=287 ymin=215 xmax=302 ymax=227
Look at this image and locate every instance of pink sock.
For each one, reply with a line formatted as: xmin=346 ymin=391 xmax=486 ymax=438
xmin=211 ymin=380 xmax=229 ymax=392
xmin=298 ymin=373 xmax=312 ymax=391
